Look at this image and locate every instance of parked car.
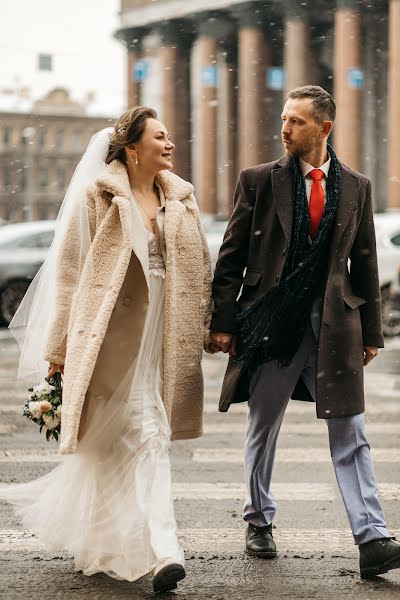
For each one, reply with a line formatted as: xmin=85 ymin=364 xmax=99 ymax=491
xmin=203 ymin=217 xmax=228 ymax=269
xmin=0 ymin=221 xmax=55 ymax=325
xmin=374 ymin=212 xmax=400 ymax=336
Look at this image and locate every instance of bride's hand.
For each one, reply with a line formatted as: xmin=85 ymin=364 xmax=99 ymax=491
xmin=48 ymin=363 xmax=64 ymax=377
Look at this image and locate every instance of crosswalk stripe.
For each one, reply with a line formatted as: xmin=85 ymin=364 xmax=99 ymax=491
xmin=204 ymin=422 xmax=400 ymax=435
xmin=193 ymin=447 xmax=400 ymax=464
xmin=1 ymin=528 xmax=399 ymax=554
xmin=4 ymin=481 xmax=399 ymax=500
xmin=172 ymin=482 xmax=334 ymax=500
xmin=204 ymin=402 xmax=400 ymax=415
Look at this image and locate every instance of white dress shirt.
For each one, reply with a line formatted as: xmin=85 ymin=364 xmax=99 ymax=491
xmin=300 ymin=155 xmax=331 ymax=206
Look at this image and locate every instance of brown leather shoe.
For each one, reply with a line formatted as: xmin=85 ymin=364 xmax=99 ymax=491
xmin=245 ymin=523 xmax=277 ymax=559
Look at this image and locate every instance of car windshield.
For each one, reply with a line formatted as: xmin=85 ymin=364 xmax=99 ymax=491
xmin=0 ymin=229 xmax=55 ymax=250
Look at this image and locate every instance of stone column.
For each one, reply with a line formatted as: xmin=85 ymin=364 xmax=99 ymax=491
xmin=388 ymin=0 xmax=400 ymax=209
xmin=333 ymin=0 xmax=362 ymax=170
xmin=124 ymin=29 xmax=144 ymax=109
xmin=284 ymin=1 xmax=315 ymax=95
xmin=217 ymin=40 xmax=237 ymax=217
xmin=235 ymin=11 xmax=270 ymax=171
xmin=194 ymin=19 xmax=219 ymax=215
xmin=159 ymin=22 xmax=192 ymax=180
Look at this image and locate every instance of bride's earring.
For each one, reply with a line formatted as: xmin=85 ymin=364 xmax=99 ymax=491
xmin=134 ymin=153 xmax=139 ymax=166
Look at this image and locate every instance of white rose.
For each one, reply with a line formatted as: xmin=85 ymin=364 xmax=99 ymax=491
xmin=33 ymin=381 xmax=55 ymax=397
xmin=38 ymin=400 xmax=52 ymax=413
xmin=55 ymin=406 xmax=62 ymax=420
xmin=43 ymin=414 xmax=60 ymax=430
xmin=28 ymin=401 xmax=42 ymax=420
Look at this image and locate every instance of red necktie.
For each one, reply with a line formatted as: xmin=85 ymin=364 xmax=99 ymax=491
xmin=308 ymin=169 xmax=325 ymax=240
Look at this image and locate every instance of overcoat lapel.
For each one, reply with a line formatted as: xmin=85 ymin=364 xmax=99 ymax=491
xmin=271 ymin=157 xmax=293 ymax=243
xmin=327 ymin=164 xmax=359 ymax=263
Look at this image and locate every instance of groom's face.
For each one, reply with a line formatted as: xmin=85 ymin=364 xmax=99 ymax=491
xmin=281 ymin=98 xmax=323 ymax=159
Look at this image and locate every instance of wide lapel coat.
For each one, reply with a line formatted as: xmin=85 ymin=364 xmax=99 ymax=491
xmin=44 ymin=160 xmax=213 ymax=454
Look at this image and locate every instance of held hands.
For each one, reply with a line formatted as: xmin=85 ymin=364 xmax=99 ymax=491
xmin=48 ymin=363 xmax=64 ymax=377
xmin=364 ymin=346 xmax=378 ymax=367
xmin=210 ymin=332 xmax=237 ymax=357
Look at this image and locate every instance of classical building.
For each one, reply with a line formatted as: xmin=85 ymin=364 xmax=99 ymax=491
xmin=0 ymin=88 xmax=113 ymax=222
xmin=116 ymin=0 xmax=399 ymax=215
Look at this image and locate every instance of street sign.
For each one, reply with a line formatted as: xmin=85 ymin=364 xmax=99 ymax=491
xmin=267 ymin=67 xmax=285 ymax=90
xmin=202 ymin=65 xmax=218 ymax=87
xmin=347 ymin=68 xmax=364 ymax=90
xmin=133 ymin=61 xmax=149 ymax=82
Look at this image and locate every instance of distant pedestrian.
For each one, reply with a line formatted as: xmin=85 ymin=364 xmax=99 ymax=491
xmin=211 ymin=85 xmax=400 ymax=579
xmin=3 ymin=107 xmax=214 ymax=592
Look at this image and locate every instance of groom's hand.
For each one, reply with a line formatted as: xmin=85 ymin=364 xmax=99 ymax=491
xmin=363 ymin=346 xmax=378 ymax=366
xmin=210 ymin=332 xmax=237 ymax=357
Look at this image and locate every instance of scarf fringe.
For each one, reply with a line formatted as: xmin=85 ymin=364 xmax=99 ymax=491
xmin=235 ymin=144 xmax=341 ymax=371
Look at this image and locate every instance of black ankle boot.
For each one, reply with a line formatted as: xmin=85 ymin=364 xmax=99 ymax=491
xmin=359 ymin=537 xmax=400 ymax=579
xmin=245 ymin=523 xmax=277 ymax=559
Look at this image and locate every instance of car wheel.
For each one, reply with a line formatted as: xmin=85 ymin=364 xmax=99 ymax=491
xmin=381 ymin=285 xmax=400 ymax=337
xmin=0 ymin=279 xmax=31 ymax=326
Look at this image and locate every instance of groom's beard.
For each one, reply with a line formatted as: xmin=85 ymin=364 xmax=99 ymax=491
xmin=282 ymin=132 xmax=320 ymax=159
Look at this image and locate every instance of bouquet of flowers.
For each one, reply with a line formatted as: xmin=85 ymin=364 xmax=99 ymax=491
xmin=23 ymin=371 xmax=63 ymax=441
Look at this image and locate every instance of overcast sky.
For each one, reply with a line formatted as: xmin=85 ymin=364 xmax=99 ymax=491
xmin=0 ymin=0 xmax=126 ymax=115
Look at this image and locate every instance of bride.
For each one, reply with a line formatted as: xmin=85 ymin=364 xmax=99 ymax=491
xmin=2 ymin=107 xmax=214 ymax=593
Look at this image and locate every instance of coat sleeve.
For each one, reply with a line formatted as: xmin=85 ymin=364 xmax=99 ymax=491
xmin=191 ymin=194 xmax=216 ymax=354
xmin=349 ymin=179 xmax=384 ymax=348
xmin=210 ymin=170 xmax=255 ymax=333
xmin=43 ymin=187 xmax=97 ymax=364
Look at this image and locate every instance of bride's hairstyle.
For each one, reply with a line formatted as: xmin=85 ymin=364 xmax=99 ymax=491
xmin=106 ymin=106 xmax=157 ymax=165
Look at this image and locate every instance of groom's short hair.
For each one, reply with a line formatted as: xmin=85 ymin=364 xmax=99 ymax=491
xmin=288 ymin=85 xmax=336 ymax=123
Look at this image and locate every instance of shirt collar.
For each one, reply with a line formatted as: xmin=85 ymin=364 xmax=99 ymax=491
xmin=300 ymin=154 xmax=331 ymax=179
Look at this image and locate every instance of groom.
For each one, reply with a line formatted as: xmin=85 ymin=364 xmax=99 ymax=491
xmin=210 ymin=86 xmax=400 ymax=579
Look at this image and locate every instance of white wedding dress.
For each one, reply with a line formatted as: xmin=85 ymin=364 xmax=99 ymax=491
xmin=1 ymin=224 xmax=184 ymax=581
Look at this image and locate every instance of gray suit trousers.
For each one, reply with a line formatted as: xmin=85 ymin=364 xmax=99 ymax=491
xmin=243 ymin=305 xmax=389 ymax=545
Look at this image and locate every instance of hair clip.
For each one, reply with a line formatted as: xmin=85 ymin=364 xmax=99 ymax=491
xmin=117 ymin=126 xmax=126 ymax=135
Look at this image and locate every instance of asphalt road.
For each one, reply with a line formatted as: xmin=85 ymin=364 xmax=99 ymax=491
xmin=0 ymin=332 xmax=399 ymax=600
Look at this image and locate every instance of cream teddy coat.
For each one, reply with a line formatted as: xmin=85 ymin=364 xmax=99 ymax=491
xmin=44 ymin=160 xmax=213 ymax=454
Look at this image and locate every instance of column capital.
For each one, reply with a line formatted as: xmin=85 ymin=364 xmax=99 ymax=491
xmin=231 ymin=4 xmax=268 ymax=28
xmin=115 ymin=26 xmax=146 ymax=51
xmin=283 ymin=0 xmax=309 ymax=19
xmin=195 ymin=11 xmax=236 ymax=39
xmin=336 ymin=0 xmax=362 ymax=9
xmin=158 ymin=20 xmax=193 ymax=48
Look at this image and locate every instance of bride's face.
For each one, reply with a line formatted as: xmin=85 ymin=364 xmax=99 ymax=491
xmin=128 ymin=118 xmax=175 ymax=171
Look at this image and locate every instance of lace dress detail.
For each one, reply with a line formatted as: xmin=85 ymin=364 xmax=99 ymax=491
xmin=148 ymin=231 xmax=166 ymax=279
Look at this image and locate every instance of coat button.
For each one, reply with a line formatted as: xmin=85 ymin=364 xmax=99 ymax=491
xmin=122 ymin=296 xmax=132 ymax=307
xmin=94 ymin=285 xmax=103 ymax=292
xmin=283 ymin=249 xmax=286 ymax=256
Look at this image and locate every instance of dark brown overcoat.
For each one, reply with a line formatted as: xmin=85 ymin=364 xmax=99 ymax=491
xmin=211 ymin=155 xmax=384 ymax=419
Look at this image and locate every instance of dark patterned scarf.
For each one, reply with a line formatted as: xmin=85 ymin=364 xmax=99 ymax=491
xmin=236 ymin=144 xmax=340 ymax=371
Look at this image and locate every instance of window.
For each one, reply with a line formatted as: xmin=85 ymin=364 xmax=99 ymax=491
xmin=72 ymin=130 xmax=82 ymax=151
xmin=37 ymin=168 xmax=48 ymax=189
xmin=3 ymin=168 xmax=11 ymax=191
xmin=391 ymin=233 xmax=400 ymax=247
xmin=3 ymin=127 xmax=10 ymax=145
xmin=57 ymin=168 xmax=66 ymax=191
xmin=19 ymin=169 xmax=27 ymax=192
xmin=54 ymin=129 xmax=64 ymax=149
xmin=37 ymin=128 xmax=47 ymax=148
xmin=38 ymin=53 xmax=53 ymax=71
xmin=0 ymin=230 xmax=54 ymax=250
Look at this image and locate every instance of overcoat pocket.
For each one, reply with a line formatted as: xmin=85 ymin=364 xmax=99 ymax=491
xmin=242 ymin=270 xmax=262 ymax=286
xmin=343 ymin=295 xmax=367 ymax=309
